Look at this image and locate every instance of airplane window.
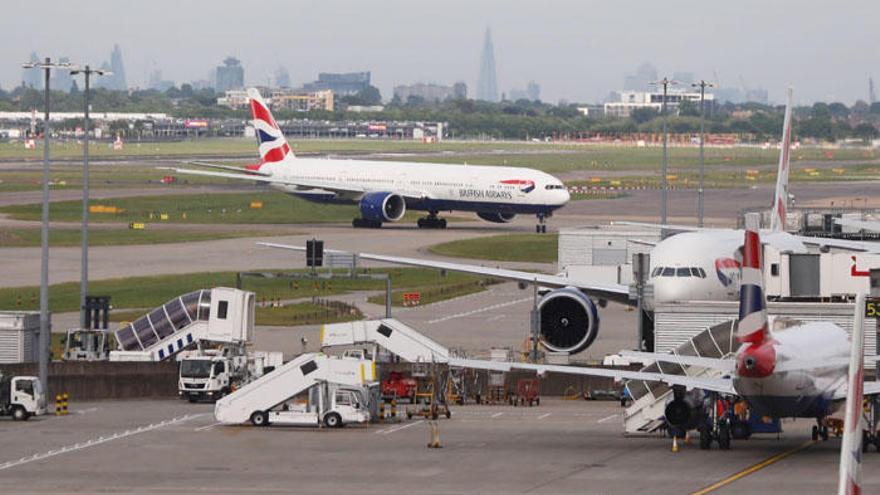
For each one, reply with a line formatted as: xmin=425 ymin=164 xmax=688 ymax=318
xmin=651 ymin=267 xmax=662 ymax=277
xmin=690 ymin=267 xmax=702 ymax=278
xmin=662 ymin=267 xmax=675 ymax=277
xmin=697 ymin=268 xmax=707 ymax=278
xmin=676 ymin=267 xmax=691 ymax=277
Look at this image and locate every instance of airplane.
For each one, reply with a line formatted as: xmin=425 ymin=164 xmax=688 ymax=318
xmin=260 ymin=87 xmax=879 ymax=356
xmin=166 ymin=88 xmax=570 ymax=233
xmin=442 ymin=215 xmax=880 ymax=450
xmin=836 ymin=217 xmax=880 ymax=234
xmin=838 ymin=291 xmax=866 ymax=495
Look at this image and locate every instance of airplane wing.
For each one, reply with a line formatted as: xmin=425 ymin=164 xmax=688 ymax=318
xmin=163 ymin=166 xmax=369 ymax=195
xmin=613 ymin=221 xmax=711 ymax=233
xmin=257 ymin=242 xmax=633 ymax=305
xmin=791 ymin=234 xmax=880 ymax=253
xmin=448 ymin=357 xmax=737 ymax=395
xmin=184 ymin=160 xmax=272 ymax=177
xmin=618 ymin=350 xmax=736 ymax=372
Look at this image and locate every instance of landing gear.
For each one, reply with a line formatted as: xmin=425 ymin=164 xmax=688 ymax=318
xmin=352 ymin=218 xmax=382 ymax=229
xmin=864 ymin=396 xmax=880 ymax=452
xmin=699 ymin=394 xmax=734 ymax=450
xmin=417 ymin=212 xmax=447 ymax=229
xmin=535 ymin=213 xmax=548 ymax=234
xmin=812 ymin=419 xmax=830 ymax=441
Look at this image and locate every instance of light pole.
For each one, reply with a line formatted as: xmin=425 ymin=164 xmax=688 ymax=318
xmin=692 ymin=80 xmax=714 ymax=227
xmin=69 ymin=66 xmax=110 ymax=330
xmin=651 ymin=77 xmax=677 ymax=235
xmin=21 ymin=58 xmax=74 ymax=391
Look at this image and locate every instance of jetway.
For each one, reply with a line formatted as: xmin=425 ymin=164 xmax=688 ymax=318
xmin=214 ymin=352 xmax=377 ymax=425
xmin=110 ymin=288 xmax=254 ymax=362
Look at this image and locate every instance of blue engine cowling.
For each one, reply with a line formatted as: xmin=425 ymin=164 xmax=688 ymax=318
xmin=359 ymin=192 xmax=406 ymax=223
xmin=476 ymin=212 xmax=517 ymax=223
xmin=537 ymin=287 xmax=600 ymax=354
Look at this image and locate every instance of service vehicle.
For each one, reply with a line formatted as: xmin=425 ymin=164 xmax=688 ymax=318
xmin=0 ymin=374 xmax=46 ymax=420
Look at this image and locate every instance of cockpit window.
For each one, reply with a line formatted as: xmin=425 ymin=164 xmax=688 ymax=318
xmin=676 ymin=267 xmax=691 ymax=277
xmin=651 ymin=267 xmax=662 ymax=277
xmin=661 ymin=267 xmax=675 ymax=277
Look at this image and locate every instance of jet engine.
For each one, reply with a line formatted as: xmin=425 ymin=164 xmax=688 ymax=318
xmin=664 ymin=388 xmax=706 ymax=430
xmin=537 ymin=287 xmax=600 ymax=354
xmin=476 ymin=212 xmax=517 ymax=223
xmin=359 ymin=192 xmax=406 ymax=223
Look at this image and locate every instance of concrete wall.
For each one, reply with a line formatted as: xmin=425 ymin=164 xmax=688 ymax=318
xmin=0 ymin=362 xmax=179 ymax=401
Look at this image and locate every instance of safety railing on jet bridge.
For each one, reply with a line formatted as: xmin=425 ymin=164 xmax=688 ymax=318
xmin=114 ymin=290 xmax=212 ymax=352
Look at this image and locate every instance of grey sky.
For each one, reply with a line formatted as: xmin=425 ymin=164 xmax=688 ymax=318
xmin=2 ymin=0 xmax=877 ymax=105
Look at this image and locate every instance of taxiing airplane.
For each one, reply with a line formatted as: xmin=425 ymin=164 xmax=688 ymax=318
xmin=167 ymin=88 xmax=570 ymax=232
xmin=261 ymin=87 xmax=878 ymax=356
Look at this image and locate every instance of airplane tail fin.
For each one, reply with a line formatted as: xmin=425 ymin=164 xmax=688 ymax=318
xmin=247 ymin=88 xmax=294 ymax=168
xmin=838 ymin=292 xmax=866 ymax=495
xmin=770 ymin=87 xmax=794 ymax=232
xmin=737 ymin=213 xmax=770 ymax=344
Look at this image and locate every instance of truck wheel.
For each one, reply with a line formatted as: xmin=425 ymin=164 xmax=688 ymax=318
xmin=12 ymin=406 xmax=29 ymax=421
xmin=250 ymin=411 xmax=269 ymax=427
xmin=324 ymin=412 xmax=342 ymax=428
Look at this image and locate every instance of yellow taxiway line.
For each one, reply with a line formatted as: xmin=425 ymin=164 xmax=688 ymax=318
xmin=690 ymin=440 xmax=815 ymax=495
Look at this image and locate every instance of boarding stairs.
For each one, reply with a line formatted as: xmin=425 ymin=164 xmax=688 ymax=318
xmin=623 ymin=320 xmax=738 ymax=434
xmin=214 ymin=352 xmax=377 ymax=424
xmin=110 ymin=288 xmax=254 ymax=361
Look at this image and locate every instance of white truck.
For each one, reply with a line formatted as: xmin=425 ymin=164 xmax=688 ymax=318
xmin=0 ymin=374 xmax=46 ymax=420
xmin=256 ymin=381 xmax=372 ymax=427
xmin=178 ymin=350 xmax=282 ymax=402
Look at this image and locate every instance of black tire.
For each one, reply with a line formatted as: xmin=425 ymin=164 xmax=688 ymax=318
xmin=821 ymin=426 xmax=829 ymax=441
xmin=731 ymin=421 xmax=752 ymax=440
xmin=699 ymin=426 xmax=712 ymax=450
xmin=812 ymin=425 xmax=820 ymax=441
xmin=12 ymin=406 xmax=28 ymax=421
xmin=250 ymin=411 xmax=269 ymax=427
xmin=439 ymin=219 xmax=447 ymax=229
xmin=536 ymin=225 xmax=541 ymax=233
xmin=718 ymin=423 xmax=731 ymax=450
xmin=541 ymin=225 xmax=547 ymax=233
xmin=417 ymin=218 xmax=425 ymax=228
xmin=324 ymin=412 xmax=342 ymax=428
xmin=536 ymin=397 xmax=540 ymax=406
xmin=445 ymin=408 xmax=451 ymax=419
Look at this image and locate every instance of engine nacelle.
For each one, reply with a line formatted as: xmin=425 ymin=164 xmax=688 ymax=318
xmin=537 ymin=287 xmax=599 ymax=354
xmin=664 ymin=389 xmax=706 ymax=430
xmin=476 ymin=212 xmax=517 ymax=223
xmin=359 ymin=192 xmax=406 ymax=223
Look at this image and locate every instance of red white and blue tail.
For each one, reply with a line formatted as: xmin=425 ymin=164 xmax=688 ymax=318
xmin=247 ymin=88 xmax=294 ymax=168
xmin=838 ymin=292 xmax=866 ymax=495
xmin=737 ymin=213 xmax=769 ymax=344
xmin=770 ymin=87 xmax=793 ymax=232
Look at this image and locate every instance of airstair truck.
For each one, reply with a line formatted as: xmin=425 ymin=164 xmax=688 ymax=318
xmin=0 ymin=373 xmax=46 ymax=420
xmin=214 ymin=353 xmax=377 ymax=427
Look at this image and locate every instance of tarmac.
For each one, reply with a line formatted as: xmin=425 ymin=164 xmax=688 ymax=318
xmin=0 ymin=398 xmax=873 ymax=494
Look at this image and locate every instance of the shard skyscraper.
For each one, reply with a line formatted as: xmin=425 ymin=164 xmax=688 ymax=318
xmin=476 ymin=28 xmax=498 ymax=102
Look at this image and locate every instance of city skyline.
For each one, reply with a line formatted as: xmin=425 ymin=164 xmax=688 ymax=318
xmin=3 ymin=0 xmax=878 ymax=105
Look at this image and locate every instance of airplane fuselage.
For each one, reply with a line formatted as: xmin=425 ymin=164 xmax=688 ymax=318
xmin=261 ymin=158 xmax=570 ymax=216
xmin=733 ymin=321 xmax=850 ymax=418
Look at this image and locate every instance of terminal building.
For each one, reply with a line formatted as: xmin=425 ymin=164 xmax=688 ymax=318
xmin=218 ymin=88 xmax=334 ymax=112
xmin=302 ymin=72 xmax=371 ymax=96
xmin=604 ymin=90 xmax=714 ymax=118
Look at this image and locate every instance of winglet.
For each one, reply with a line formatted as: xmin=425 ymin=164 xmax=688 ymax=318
xmin=737 ymin=213 xmax=769 ymax=344
xmin=837 ymin=292 xmax=865 ymax=495
xmin=770 ymin=86 xmax=793 ymax=232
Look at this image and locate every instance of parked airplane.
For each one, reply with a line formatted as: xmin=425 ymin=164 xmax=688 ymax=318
xmin=167 ymin=88 xmax=570 ymax=232
xmin=838 ymin=291 xmax=866 ymax=495
xmin=261 ymin=87 xmax=877 ymax=355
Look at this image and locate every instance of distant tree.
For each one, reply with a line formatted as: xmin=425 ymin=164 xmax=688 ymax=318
xmin=853 ymin=122 xmax=879 ymax=140
xmin=677 ymin=100 xmax=700 ymax=117
xmin=828 ymin=102 xmax=850 ymax=119
xmin=630 ymin=107 xmax=658 ymax=124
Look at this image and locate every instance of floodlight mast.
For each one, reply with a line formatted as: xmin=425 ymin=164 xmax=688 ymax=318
xmin=692 ymin=80 xmax=714 ymax=227
xmin=20 ymin=58 xmax=75 ymax=391
xmin=651 ymin=77 xmax=677 ymax=237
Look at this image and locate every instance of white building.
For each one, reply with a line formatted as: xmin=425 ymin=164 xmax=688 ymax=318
xmin=604 ymin=90 xmax=714 ymax=118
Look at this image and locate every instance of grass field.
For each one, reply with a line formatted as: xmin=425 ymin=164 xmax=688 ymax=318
xmin=429 ymin=233 xmax=558 ymax=263
xmin=0 ymin=267 xmax=497 ymax=314
xmin=0 ymin=227 xmax=289 ymax=248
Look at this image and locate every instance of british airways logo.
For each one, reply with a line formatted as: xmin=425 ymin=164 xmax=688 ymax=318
xmin=500 ymin=179 xmax=536 ymax=193
xmin=714 ymin=257 xmax=741 ymax=287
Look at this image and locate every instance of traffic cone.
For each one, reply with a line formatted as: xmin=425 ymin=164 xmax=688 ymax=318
xmin=684 ymin=431 xmax=691 ymax=445
xmin=672 ymin=435 xmax=680 ymax=453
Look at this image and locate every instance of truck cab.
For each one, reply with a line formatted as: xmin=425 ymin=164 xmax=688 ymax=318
xmin=179 ymin=356 xmax=233 ymax=402
xmin=0 ymin=375 xmax=46 ymax=420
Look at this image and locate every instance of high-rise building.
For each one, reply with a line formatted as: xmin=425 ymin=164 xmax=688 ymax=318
xmin=476 ymin=28 xmax=498 ymax=102
xmin=302 ymin=72 xmax=371 ymax=95
xmin=623 ymin=63 xmax=658 ymax=92
xmin=215 ymin=57 xmax=245 ymax=92
xmin=452 ymin=82 xmax=467 ymax=100
xmin=394 ymin=83 xmax=460 ymax=103
xmin=22 ymin=52 xmax=42 ymax=90
xmin=526 ymin=81 xmax=540 ymax=101
xmin=108 ymin=44 xmax=127 ymax=90
xmin=275 ymin=67 xmax=291 ymax=88
xmin=51 ymin=56 xmax=74 ymax=92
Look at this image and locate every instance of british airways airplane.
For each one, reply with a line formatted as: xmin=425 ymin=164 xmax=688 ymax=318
xmin=169 ymin=88 xmax=569 ymax=232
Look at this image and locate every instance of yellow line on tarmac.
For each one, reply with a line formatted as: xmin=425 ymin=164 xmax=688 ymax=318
xmin=690 ymin=440 xmax=815 ymax=495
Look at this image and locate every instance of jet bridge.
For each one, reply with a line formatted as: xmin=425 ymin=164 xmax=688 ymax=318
xmin=110 ymin=287 xmax=254 ymax=361
xmin=214 ymin=352 xmax=377 ymax=425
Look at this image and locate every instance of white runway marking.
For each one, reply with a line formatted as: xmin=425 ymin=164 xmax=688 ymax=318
xmin=195 ymin=421 xmax=222 ymax=432
xmin=537 ymin=413 xmax=551 ymax=419
xmin=427 ymin=297 xmax=531 ymax=324
xmin=375 ymin=420 xmax=424 ymax=435
xmin=486 ymin=314 xmax=504 ymax=322
xmin=598 ymin=413 xmax=620 ymax=424
xmin=491 ymin=412 xmax=504 ymax=418
xmin=74 ymin=407 xmax=99 ymax=415
xmin=0 ymin=413 xmax=208 ymax=472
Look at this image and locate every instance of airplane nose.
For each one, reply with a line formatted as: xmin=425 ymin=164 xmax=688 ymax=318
xmin=559 ymin=188 xmax=571 ymax=204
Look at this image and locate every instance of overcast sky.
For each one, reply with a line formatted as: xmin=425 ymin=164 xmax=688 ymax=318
xmin=2 ymin=0 xmax=877 ymax=105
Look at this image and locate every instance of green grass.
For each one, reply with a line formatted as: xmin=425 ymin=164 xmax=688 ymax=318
xmin=0 ymin=268 xmax=496 ymax=314
xmin=254 ymin=302 xmax=362 ymax=326
xmin=0 ymin=227 xmax=291 ymax=247
xmin=367 ymin=278 xmax=500 ymax=307
xmin=429 ymin=233 xmax=558 ymax=263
